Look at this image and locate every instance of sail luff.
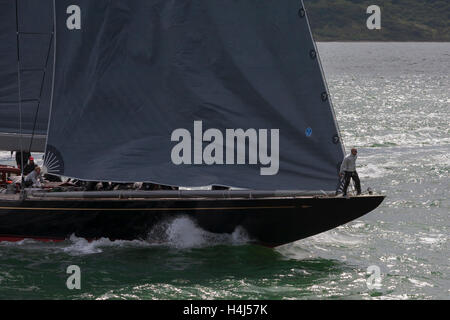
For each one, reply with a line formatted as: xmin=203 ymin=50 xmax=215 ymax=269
xmin=301 ymin=0 xmax=346 ymax=155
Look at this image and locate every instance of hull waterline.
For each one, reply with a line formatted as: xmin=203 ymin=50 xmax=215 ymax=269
xmin=0 ymin=194 xmax=385 ymax=247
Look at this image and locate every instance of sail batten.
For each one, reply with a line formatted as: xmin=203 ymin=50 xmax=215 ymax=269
xmin=46 ymin=0 xmax=344 ymax=190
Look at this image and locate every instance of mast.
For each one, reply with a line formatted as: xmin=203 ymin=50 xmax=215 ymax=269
xmin=43 ymin=0 xmax=57 ymax=174
xmin=15 ymin=0 xmax=24 ymax=179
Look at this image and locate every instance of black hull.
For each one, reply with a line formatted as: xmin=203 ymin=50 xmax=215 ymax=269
xmin=0 ymin=195 xmax=385 ymax=247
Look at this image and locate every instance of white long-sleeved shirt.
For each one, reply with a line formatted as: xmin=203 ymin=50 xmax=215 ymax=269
xmin=24 ymin=170 xmax=44 ymax=187
xmin=340 ymin=154 xmax=357 ymax=173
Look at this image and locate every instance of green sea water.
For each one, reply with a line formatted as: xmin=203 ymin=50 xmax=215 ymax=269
xmin=0 ymin=43 xmax=449 ymax=300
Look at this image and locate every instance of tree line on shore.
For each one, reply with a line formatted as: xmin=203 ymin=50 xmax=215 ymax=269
xmin=304 ymin=0 xmax=449 ymax=41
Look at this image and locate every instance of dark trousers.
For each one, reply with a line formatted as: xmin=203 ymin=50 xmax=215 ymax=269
xmin=343 ymin=171 xmax=361 ymax=195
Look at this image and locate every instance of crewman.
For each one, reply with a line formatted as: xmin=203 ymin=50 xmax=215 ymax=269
xmin=339 ymin=148 xmax=362 ymax=197
xmin=24 ymin=166 xmax=44 ymax=188
xmin=23 ymin=156 xmax=37 ymax=175
xmin=15 ymin=151 xmax=31 ymax=170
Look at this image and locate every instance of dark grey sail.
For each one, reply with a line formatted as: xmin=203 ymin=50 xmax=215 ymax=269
xmin=45 ymin=0 xmax=344 ymax=190
xmin=0 ymin=0 xmax=53 ymax=152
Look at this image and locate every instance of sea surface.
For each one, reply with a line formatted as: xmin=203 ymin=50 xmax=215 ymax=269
xmin=0 ymin=42 xmax=449 ymax=300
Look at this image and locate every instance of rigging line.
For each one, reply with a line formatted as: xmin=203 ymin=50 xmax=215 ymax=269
xmin=43 ymin=0 xmax=57 ymax=171
xmin=28 ymin=33 xmax=54 ymax=153
xmin=15 ymin=0 xmax=24 ymax=180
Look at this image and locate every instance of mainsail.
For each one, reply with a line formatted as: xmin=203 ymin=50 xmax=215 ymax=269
xmin=0 ymin=0 xmax=54 ymax=152
xmin=45 ymin=0 xmax=344 ymax=190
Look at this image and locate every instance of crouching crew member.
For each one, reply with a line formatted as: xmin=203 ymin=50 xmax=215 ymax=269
xmin=24 ymin=166 xmax=44 ymax=188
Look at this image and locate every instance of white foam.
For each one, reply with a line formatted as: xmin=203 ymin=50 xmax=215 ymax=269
xmin=62 ymin=235 xmax=150 ymax=255
xmin=408 ymin=278 xmax=434 ymax=288
xmin=147 ymin=216 xmax=250 ymax=249
xmin=358 ymin=163 xmax=390 ymax=179
xmin=418 ymin=234 xmax=446 ymax=245
xmin=276 ymin=227 xmax=366 ymax=260
xmin=0 ymin=217 xmax=251 ymax=255
xmin=275 ymin=242 xmax=316 ymax=260
xmin=0 ymin=239 xmax=34 ymax=246
xmin=351 ymin=222 xmax=366 ymax=229
xmin=304 ymin=229 xmax=365 ymax=246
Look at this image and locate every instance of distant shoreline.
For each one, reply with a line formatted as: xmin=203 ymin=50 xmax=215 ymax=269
xmin=315 ymin=41 xmax=450 ymax=43
xmin=305 ymin=0 xmax=450 ymax=43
